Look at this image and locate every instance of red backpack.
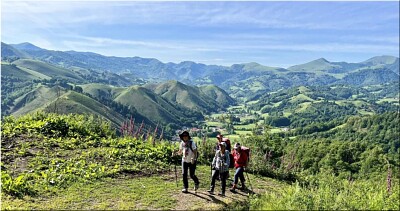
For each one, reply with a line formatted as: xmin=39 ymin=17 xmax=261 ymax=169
xmin=240 ymin=146 xmax=250 ymax=162
xmin=229 ymin=146 xmax=250 ymax=168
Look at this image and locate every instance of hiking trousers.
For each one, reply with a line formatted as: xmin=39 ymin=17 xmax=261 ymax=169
xmin=210 ymin=170 xmax=228 ymax=193
xmin=233 ymin=167 xmax=245 ymax=185
xmin=182 ymin=161 xmax=199 ymax=189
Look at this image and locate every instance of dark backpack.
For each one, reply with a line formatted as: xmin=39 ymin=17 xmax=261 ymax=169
xmin=222 ymin=138 xmax=232 ymax=152
xmin=188 ymin=140 xmax=199 ymax=159
xmin=229 ymin=153 xmax=234 ymax=168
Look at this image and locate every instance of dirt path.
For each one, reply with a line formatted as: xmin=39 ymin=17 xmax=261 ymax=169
xmin=165 ymin=166 xmax=285 ymax=210
xmin=2 ymin=166 xmax=286 ymax=210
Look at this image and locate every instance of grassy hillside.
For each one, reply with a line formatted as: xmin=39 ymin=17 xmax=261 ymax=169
xmin=11 ymin=85 xmax=68 ymax=116
xmin=1 ymin=63 xmax=41 ymax=80
xmin=8 ymin=85 xmax=126 ymax=127
xmin=80 ymin=83 xmax=126 ymax=100
xmin=199 ymin=84 xmax=236 ymax=107
xmin=114 ymin=86 xmax=188 ymax=125
xmin=44 ymin=91 xmax=126 ymax=127
xmin=12 ymin=59 xmax=84 ymax=82
xmin=144 ymin=80 xmax=233 ymax=112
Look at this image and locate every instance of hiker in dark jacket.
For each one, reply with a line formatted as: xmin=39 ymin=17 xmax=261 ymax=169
xmin=230 ymin=143 xmax=248 ymax=192
xmin=175 ymin=131 xmax=200 ymax=193
xmin=208 ymin=142 xmax=230 ymax=196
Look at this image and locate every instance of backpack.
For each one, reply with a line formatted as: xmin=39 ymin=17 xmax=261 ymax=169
xmin=229 ymin=153 xmax=234 ymax=168
xmin=230 ymin=146 xmax=250 ymax=168
xmin=188 ymin=140 xmax=199 ymax=159
xmin=222 ymin=138 xmax=232 ymax=152
xmin=240 ymin=146 xmax=250 ymax=162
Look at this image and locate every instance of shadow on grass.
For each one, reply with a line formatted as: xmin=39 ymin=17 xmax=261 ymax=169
xmin=188 ymin=192 xmax=229 ymax=207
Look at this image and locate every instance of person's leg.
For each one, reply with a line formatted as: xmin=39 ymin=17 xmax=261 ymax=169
xmin=221 ymin=171 xmax=228 ymax=194
xmin=182 ymin=161 xmax=189 ymax=190
xmin=208 ymin=170 xmax=219 ymax=193
xmin=238 ymin=167 xmax=246 ymax=186
xmin=230 ymin=168 xmax=240 ymax=192
xmin=233 ymin=167 xmax=240 ymax=185
xmin=189 ymin=162 xmax=200 ymax=185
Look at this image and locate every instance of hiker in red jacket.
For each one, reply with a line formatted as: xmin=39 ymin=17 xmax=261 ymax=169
xmin=230 ymin=143 xmax=248 ymax=192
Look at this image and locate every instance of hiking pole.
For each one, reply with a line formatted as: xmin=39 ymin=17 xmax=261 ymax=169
xmin=174 ymin=161 xmax=178 ymax=187
xmin=245 ymin=170 xmax=254 ymax=194
xmin=172 ymin=150 xmax=178 ymax=188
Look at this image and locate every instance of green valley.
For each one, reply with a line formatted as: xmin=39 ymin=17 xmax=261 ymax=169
xmin=1 ymin=42 xmax=399 ymax=210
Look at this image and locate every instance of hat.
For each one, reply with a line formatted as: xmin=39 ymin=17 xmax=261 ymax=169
xmin=234 ymin=143 xmax=241 ymax=149
xmin=219 ymin=142 xmax=227 ymax=148
xmin=179 ymin=131 xmax=191 ymax=140
xmin=216 ymin=134 xmax=223 ymax=139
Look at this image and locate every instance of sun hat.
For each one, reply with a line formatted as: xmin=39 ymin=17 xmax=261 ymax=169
xmin=179 ymin=131 xmax=191 ymax=140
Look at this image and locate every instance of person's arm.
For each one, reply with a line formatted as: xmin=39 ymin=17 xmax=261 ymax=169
xmin=225 ymin=151 xmax=230 ymax=167
xmin=192 ymin=141 xmax=198 ymax=161
xmin=174 ymin=142 xmax=183 ymax=156
xmin=212 ymin=151 xmax=217 ymax=168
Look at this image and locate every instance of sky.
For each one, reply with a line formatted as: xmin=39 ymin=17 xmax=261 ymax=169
xmin=1 ymin=1 xmax=399 ymax=67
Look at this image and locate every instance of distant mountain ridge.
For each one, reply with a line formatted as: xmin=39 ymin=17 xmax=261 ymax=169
xmin=2 ymin=42 xmax=399 ymax=100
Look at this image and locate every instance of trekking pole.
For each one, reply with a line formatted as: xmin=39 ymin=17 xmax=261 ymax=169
xmin=174 ymin=161 xmax=178 ymax=187
xmin=172 ymin=149 xmax=178 ymax=188
xmin=245 ymin=170 xmax=254 ymax=194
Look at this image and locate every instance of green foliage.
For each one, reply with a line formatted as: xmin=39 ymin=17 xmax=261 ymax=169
xmin=1 ymin=112 xmax=114 ymax=140
xmin=1 ymin=173 xmax=37 ymax=197
xmin=1 ymin=112 xmax=176 ymax=198
xmin=250 ymin=175 xmax=399 ymax=210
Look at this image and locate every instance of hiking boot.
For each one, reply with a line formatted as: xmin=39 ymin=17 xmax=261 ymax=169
xmin=182 ymin=188 xmax=188 ymax=193
xmin=239 ymin=184 xmax=247 ymax=191
xmin=230 ymin=184 xmax=237 ymax=193
xmin=194 ymin=183 xmax=200 ymax=191
xmin=207 ymin=189 xmax=214 ymax=194
xmin=218 ymin=192 xmax=225 ymax=197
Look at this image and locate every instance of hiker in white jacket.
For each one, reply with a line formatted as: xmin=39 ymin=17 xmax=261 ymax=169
xmin=208 ymin=142 xmax=230 ymax=196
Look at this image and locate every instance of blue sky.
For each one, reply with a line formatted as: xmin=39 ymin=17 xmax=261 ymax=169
xmin=2 ymin=1 xmax=399 ymax=67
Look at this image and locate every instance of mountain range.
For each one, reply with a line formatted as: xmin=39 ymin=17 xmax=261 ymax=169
xmin=1 ymin=42 xmax=399 ymax=133
xmin=2 ymin=42 xmax=399 ymax=97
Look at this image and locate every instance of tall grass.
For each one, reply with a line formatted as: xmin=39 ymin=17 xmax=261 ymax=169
xmin=250 ymin=174 xmax=399 ymax=210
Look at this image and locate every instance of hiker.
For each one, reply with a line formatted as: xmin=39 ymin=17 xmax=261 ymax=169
xmin=208 ymin=142 xmax=230 ymax=196
xmin=175 ymin=131 xmax=200 ymax=193
xmin=216 ymin=134 xmax=231 ymax=152
xmin=230 ymin=143 xmax=248 ymax=192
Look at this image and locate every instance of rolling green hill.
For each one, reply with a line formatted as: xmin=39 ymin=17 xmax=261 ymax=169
xmin=12 ymin=59 xmax=84 ymax=82
xmin=114 ymin=85 xmax=194 ymax=125
xmin=1 ymin=63 xmax=41 ymax=80
xmin=8 ymin=84 xmax=126 ymax=127
xmin=3 ymin=42 xmax=398 ymax=99
xmin=199 ymin=84 xmax=236 ymax=107
xmin=78 ymin=81 xmax=234 ymax=126
xmin=144 ymin=80 xmax=234 ymax=112
xmin=44 ymin=91 xmax=126 ymax=127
